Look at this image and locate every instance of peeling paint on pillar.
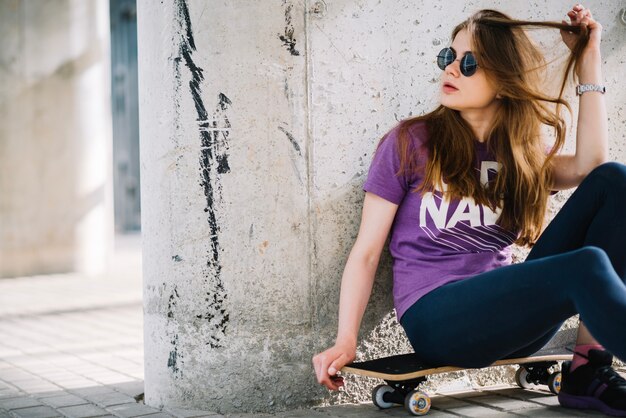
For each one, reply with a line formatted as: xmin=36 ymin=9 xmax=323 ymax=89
xmin=167 ymin=334 xmax=181 ymax=375
xmin=167 ymin=286 xmax=179 ymax=319
xmin=279 ymin=1 xmax=300 ymax=56
xmin=278 ymin=125 xmax=304 ymax=185
xmin=173 ymin=0 xmax=230 ymax=350
xmin=277 ymin=126 xmax=302 ymax=156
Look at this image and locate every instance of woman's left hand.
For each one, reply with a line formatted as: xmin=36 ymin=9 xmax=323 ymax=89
xmin=560 ymin=4 xmax=602 ymax=55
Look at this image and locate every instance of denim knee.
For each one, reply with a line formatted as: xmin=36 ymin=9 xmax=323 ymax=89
xmin=573 ymin=245 xmax=614 ymax=284
xmin=587 ymin=161 xmax=626 ymax=190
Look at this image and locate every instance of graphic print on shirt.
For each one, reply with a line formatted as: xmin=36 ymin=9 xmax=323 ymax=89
xmin=419 ymin=160 xmax=517 ymax=253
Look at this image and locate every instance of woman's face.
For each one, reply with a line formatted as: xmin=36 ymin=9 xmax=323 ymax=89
xmin=439 ymin=29 xmax=499 ymax=112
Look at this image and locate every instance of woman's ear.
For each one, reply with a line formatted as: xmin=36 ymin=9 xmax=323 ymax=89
xmin=496 ymin=92 xmax=503 ymax=99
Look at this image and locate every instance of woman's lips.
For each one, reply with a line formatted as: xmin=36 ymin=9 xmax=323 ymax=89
xmin=443 ymin=83 xmax=459 ymax=93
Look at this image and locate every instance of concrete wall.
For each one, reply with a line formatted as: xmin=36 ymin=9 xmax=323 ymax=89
xmin=0 ymin=0 xmax=114 ymax=278
xmin=138 ymin=0 xmax=626 ymax=413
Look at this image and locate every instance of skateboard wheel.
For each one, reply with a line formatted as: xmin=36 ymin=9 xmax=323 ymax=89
xmin=515 ymin=367 xmax=532 ymax=389
xmin=372 ymin=384 xmax=395 ymax=409
xmin=548 ymin=372 xmax=562 ymax=394
xmin=404 ymin=390 xmax=431 ymax=416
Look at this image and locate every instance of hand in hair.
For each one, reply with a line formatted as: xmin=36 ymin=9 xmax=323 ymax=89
xmin=560 ymin=4 xmax=602 ymax=54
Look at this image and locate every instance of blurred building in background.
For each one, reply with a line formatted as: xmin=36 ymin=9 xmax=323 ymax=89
xmin=111 ymin=0 xmax=140 ymax=233
xmin=0 ymin=0 xmax=140 ymax=279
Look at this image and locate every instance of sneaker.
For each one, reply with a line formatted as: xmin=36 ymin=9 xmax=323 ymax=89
xmin=558 ymin=349 xmax=626 ymax=417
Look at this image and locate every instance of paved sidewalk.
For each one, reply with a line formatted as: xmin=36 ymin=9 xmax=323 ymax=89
xmin=0 ymin=234 xmax=615 ymax=417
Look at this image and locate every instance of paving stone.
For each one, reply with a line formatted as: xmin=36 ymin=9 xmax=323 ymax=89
xmin=0 ymin=396 xmax=42 ymax=410
xmin=313 ymin=404 xmax=373 ymax=416
xmin=442 ymin=404 xmax=516 ymax=416
xmin=432 ymin=395 xmax=515 ymax=417
xmin=521 ymin=393 xmax=561 ymax=407
xmin=430 ymin=395 xmax=476 ymax=410
xmin=83 ymin=391 xmax=136 ymax=407
xmin=9 ymin=405 xmax=60 ymax=418
xmin=489 ymin=387 xmax=554 ymax=400
xmin=276 ymin=407 xmax=329 ymax=417
xmin=314 ymin=404 xmax=456 ymax=417
xmin=90 ymin=374 xmax=135 ymax=385
xmin=0 ymin=390 xmax=23 ymax=400
xmin=57 ymin=403 xmax=109 ymax=418
xmin=467 ymin=394 xmax=539 ymax=411
xmin=14 ymin=383 xmax=62 ymax=394
xmin=107 ymin=402 xmax=161 ymax=417
xmin=0 ymin=370 xmax=37 ymax=383
xmin=34 ymin=389 xmax=73 ymax=399
xmin=443 ymin=389 xmax=492 ymax=399
xmin=490 ymin=387 xmax=561 ymax=407
xmin=516 ymin=405 xmax=604 ymax=416
xmin=105 ymin=381 xmax=144 ymax=397
xmin=162 ymin=407 xmax=223 ymax=418
xmin=420 ymin=410 xmax=462 ymax=417
xmin=40 ymin=394 xmax=89 ymax=408
xmin=58 ymin=379 xmax=103 ymax=390
xmin=69 ymin=387 xmax=116 ymax=398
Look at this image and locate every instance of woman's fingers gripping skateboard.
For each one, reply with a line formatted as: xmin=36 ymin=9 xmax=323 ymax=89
xmin=312 ymin=345 xmax=356 ymax=391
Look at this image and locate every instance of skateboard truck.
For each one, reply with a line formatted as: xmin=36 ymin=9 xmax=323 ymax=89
xmin=515 ymin=361 xmax=562 ymax=394
xmin=382 ymin=377 xmax=427 ymax=404
xmin=372 ymin=377 xmax=431 ymax=416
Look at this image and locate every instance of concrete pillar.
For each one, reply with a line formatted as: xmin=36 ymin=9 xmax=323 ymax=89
xmin=138 ymin=0 xmax=626 ymax=413
xmin=0 ymin=0 xmax=113 ymax=278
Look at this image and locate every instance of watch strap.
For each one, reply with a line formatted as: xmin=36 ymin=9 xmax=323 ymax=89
xmin=576 ymin=84 xmax=606 ymax=96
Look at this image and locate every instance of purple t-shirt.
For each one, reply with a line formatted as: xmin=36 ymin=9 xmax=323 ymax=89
xmin=363 ymin=121 xmax=521 ymax=321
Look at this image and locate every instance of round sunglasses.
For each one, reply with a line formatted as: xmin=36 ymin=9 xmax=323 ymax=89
xmin=436 ymin=47 xmax=479 ymax=77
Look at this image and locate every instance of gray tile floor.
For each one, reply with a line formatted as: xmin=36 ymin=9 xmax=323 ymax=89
xmin=0 ymin=234 xmax=615 ymax=417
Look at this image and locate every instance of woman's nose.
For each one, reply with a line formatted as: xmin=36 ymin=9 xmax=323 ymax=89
xmin=445 ymin=59 xmax=461 ymax=77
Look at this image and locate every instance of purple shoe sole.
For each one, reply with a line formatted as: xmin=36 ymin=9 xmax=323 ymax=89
xmin=559 ymin=392 xmax=626 ymax=417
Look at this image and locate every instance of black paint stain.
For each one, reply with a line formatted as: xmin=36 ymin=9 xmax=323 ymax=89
xmin=214 ymin=94 xmax=232 ymax=175
xmin=172 ymin=255 xmax=183 ymax=262
xmin=175 ymin=0 xmax=229 ymax=350
xmin=278 ymin=126 xmax=301 ymax=156
xmin=167 ymin=334 xmax=181 ymax=375
xmin=283 ymin=77 xmax=289 ymax=99
xmin=278 ymin=3 xmax=300 ymax=56
xmin=167 ymin=286 xmax=179 ymax=319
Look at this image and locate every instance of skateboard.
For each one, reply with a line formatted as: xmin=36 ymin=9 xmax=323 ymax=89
xmin=341 ymin=345 xmax=573 ymax=416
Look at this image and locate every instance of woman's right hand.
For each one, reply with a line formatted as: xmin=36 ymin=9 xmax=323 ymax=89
xmin=312 ymin=343 xmax=356 ymax=391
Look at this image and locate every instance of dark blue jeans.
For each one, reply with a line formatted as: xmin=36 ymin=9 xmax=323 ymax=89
xmin=400 ymin=162 xmax=626 ymax=367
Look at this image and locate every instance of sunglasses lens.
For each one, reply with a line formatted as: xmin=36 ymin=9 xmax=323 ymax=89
xmin=460 ymin=53 xmax=478 ymax=76
xmin=436 ymin=48 xmax=455 ymax=70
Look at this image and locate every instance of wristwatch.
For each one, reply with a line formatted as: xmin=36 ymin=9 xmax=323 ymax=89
xmin=576 ymin=84 xmax=606 ymax=96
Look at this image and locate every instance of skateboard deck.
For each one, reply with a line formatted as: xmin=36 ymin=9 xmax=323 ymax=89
xmin=342 ymin=346 xmax=573 ymax=381
xmin=340 ymin=345 xmax=573 ymax=416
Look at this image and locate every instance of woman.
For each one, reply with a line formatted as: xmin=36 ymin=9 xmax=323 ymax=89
xmin=313 ymin=4 xmax=626 ymax=416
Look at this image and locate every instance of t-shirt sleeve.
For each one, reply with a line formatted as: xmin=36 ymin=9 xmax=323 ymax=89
xmin=362 ymin=128 xmax=409 ymax=205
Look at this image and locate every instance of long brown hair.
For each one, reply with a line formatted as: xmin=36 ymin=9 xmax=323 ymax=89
xmin=389 ymin=9 xmax=588 ymax=247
